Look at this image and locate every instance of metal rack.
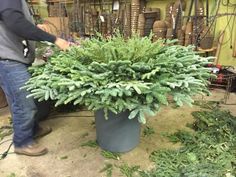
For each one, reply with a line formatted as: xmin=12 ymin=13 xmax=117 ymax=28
xmin=210 ymin=68 xmax=236 ymax=104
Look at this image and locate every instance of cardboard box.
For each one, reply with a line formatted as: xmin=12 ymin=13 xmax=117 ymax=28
xmin=43 ymin=17 xmax=69 ymax=38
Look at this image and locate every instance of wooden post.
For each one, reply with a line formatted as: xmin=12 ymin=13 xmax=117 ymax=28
xmin=233 ymin=31 xmax=236 ymax=57
xmin=215 ymin=30 xmax=225 ymax=64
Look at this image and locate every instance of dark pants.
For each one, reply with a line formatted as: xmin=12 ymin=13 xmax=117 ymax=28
xmin=0 ymin=59 xmax=49 ymax=147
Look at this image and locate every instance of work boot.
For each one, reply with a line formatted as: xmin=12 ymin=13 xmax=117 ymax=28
xmin=14 ymin=142 xmax=48 ymax=156
xmin=34 ymin=126 xmax=52 ymax=139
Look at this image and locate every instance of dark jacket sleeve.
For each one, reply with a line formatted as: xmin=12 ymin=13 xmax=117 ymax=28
xmin=0 ymin=0 xmax=22 ymax=13
xmin=0 ymin=9 xmax=57 ymax=43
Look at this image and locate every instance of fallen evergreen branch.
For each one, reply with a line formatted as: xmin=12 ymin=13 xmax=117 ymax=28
xmin=119 ymin=163 xmax=140 ymax=177
xmin=99 ymin=163 xmax=113 ymax=177
xmin=143 ymin=126 xmax=155 ymax=137
xmin=80 ymin=140 xmax=98 ymax=148
xmin=101 ymin=150 xmax=121 ymax=160
xmin=193 ymin=100 xmax=220 ymax=110
xmin=140 ymin=109 xmax=236 ymax=177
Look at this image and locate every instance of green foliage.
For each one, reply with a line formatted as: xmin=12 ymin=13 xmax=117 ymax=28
xmin=140 ymin=109 xmax=236 ymax=177
xmin=60 ymin=155 xmax=68 ymax=160
xmin=119 ymin=163 xmax=140 ymax=177
xmin=23 ymin=34 xmax=213 ymax=123
xmin=101 ymin=150 xmax=121 ymax=160
xmin=143 ymin=126 xmax=155 ymax=137
xmin=100 ymin=163 xmax=113 ymax=177
xmin=193 ymin=100 xmax=220 ymax=109
xmin=80 ymin=140 xmax=98 ymax=148
xmin=7 ymin=173 xmax=16 ymax=177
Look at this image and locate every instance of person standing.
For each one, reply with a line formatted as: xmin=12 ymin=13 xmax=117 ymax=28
xmin=0 ymin=0 xmax=70 ymax=156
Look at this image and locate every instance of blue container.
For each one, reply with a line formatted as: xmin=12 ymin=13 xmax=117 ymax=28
xmin=95 ymin=109 xmax=141 ymax=153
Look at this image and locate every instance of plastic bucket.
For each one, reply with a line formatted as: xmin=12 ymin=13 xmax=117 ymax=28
xmin=95 ymin=109 xmax=141 ymax=153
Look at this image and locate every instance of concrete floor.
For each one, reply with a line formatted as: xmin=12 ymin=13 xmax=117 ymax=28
xmin=0 ymin=89 xmax=236 ymax=177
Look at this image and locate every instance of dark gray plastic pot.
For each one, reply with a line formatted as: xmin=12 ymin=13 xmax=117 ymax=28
xmin=95 ymin=109 xmax=141 ymax=153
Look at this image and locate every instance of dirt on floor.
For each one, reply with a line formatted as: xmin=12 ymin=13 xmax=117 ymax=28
xmin=0 ymin=89 xmax=236 ymax=177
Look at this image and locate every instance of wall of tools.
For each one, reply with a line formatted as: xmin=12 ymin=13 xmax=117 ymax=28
xmin=45 ymin=0 xmax=161 ymax=39
xmin=147 ymin=0 xmax=236 ymax=66
xmin=31 ymin=0 xmax=236 ymax=66
xmin=143 ymin=0 xmax=213 ymax=50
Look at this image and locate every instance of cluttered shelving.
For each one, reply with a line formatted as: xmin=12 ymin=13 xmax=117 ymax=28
xmin=27 ymin=0 xmax=235 ymax=60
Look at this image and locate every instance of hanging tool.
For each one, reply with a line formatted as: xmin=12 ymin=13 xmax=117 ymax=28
xmin=99 ymin=0 xmax=107 ymax=36
xmin=62 ymin=1 xmax=68 ymax=39
xmin=194 ymin=0 xmax=199 ymax=49
xmin=73 ymin=0 xmax=78 ymax=32
xmin=123 ymin=0 xmax=131 ymax=37
xmin=84 ymin=0 xmax=90 ymax=35
xmin=173 ymin=0 xmax=183 ymax=39
xmin=59 ymin=0 xmax=63 ymax=37
xmin=112 ymin=0 xmax=121 ymax=33
xmin=186 ymin=0 xmax=194 ymax=24
xmin=206 ymin=0 xmax=209 ymax=26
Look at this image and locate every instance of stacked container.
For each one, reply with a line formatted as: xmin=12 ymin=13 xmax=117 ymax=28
xmin=166 ymin=28 xmax=174 ymax=40
xmin=137 ymin=13 xmax=145 ymax=36
xmin=185 ymin=21 xmax=193 ymax=46
xmin=177 ymin=29 xmax=185 ymax=45
xmin=131 ymin=0 xmax=140 ymax=34
xmin=153 ymin=20 xmax=167 ymax=41
xmin=123 ymin=4 xmax=131 ymax=38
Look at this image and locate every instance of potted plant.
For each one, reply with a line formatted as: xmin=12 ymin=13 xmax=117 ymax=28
xmin=23 ymin=34 xmax=213 ymax=152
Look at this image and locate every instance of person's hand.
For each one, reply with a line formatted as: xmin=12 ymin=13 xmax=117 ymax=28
xmin=55 ymin=38 xmax=70 ymax=51
xmin=37 ymin=24 xmax=50 ymax=33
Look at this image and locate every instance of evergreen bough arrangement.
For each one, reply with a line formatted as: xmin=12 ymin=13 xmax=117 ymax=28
xmin=23 ymin=34 xmax=213 ymax=124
